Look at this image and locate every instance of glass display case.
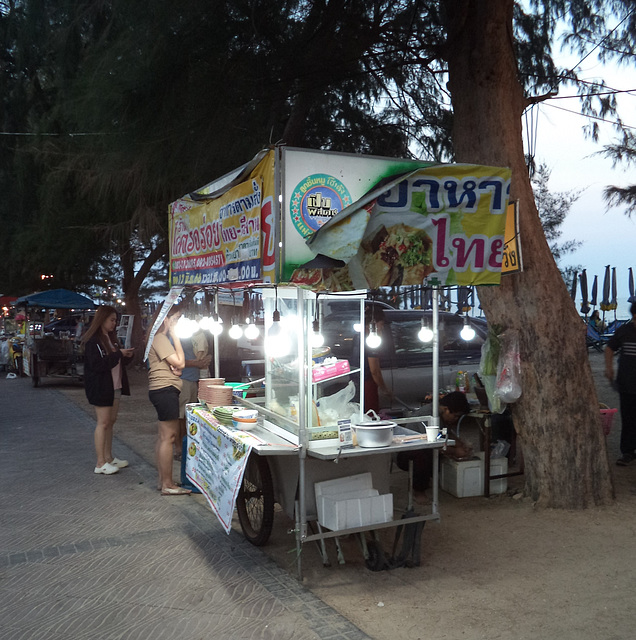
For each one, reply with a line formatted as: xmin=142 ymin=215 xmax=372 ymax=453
xmin=261 ymin=287 xmax=366 ymax=444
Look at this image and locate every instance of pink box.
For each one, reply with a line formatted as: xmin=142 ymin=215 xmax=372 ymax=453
xmin=312 ymin=359 xmax=350 ymax=382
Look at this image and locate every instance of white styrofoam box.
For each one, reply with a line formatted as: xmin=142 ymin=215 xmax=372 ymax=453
xmin=441 ymin=456 xmax=483 ymax=498
xmin=317 ymin=488 xmax=378 ymax=526
xmin=315 ymin=472 xmax=373 ymax=498
xmin=318 ymin=492 xmax=393 ymax=531
xmin=476 ymin=451 xmax=508 ymax=495
xmin=314 ymin=473 xmax=393 ymax=531
xmin=440 ymin=452 xmax=509 ymax=497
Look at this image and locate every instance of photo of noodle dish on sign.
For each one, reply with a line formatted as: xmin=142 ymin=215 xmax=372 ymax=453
xmin=358 ymin=222 xmax=434 ymax=288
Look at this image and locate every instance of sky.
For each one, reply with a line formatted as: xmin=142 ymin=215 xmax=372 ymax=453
xmin=525 ymin=52 xmax=636 ymax=320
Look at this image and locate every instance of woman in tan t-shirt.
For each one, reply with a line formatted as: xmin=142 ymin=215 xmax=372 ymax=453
xmin=146 ymin=304 xmax=191 ymax=495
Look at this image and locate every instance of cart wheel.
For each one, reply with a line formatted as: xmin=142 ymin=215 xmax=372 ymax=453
xmin=237 ymin=453 xmax=275 ymax=546
xmin=365 ymin=539 xmax=387 ymax=572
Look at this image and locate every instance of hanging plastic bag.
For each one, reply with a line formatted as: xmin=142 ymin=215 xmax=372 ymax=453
xmin=494 ymin=330 xmax=522 ymax=404
xmin=316 ymin=381 xmax=357 ymax=426
xmin=479 ymin=326 xmax=503 ymax=413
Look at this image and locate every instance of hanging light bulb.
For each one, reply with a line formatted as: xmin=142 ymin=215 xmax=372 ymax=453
xmin=460 ymin=316 xmax=476 ymax=341
xmin=244 ymin=317 xmax=260 ymax=340
xmin=198 ymin=316 xmax=212 ymax=331
xmin=175 ymin=316 xmax=195 ymax=339
xmin=366 ymin=321 xmax=382 ymax=349
xmin=228 ymin=318 xmax=243 ymax=340
xmin=210 ymin=314 xmax=223 ymax=336
xmin=266 ymin=306 xmax=290 ymax=357
xmin=418 ymin=316 xmax=434 ymax=342
xmin=353 ymin=321 xmax=362 ymax=333
xmin=311 ymin=318 xmax=324 ymax=348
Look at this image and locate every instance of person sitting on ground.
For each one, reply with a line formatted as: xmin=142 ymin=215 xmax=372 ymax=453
xmin=396 ymin=391 xmax=471 ymax=490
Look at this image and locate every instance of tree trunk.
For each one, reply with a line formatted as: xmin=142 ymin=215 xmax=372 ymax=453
xmin=442 ymin=0 xmax=613 ymax=507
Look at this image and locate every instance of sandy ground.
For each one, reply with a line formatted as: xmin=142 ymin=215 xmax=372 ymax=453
xmin=51 ymin=351 xmax=636 ymax=640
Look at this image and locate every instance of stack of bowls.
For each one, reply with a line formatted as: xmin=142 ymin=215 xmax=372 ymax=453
xmin=199 ymin=384 xmax=233 ymax=408
xmin=198 ymin=378 xmax=224 ymax=400
xmin=232 ymin=409 xmax=259 ymax=432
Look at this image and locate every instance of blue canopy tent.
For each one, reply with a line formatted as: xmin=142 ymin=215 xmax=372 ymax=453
xmin=15 ymin=289 xmax=96 ymax=310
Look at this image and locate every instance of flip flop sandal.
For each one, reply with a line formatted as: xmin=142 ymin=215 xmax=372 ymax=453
xmin=161 ymin=487 xmax=192 ymax=496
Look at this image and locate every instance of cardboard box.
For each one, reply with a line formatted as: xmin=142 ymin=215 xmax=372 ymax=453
xmin=312 ymin=359 xmax=350 ymax=382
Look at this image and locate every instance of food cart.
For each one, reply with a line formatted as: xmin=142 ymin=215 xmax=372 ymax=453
xmin=158 ymin=146 xmax=511 ymax=577
xmin=15 ymin=289 xmax=96 ymax=387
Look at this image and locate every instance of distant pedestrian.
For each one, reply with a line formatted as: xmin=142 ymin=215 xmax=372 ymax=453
xmin=605 ymin=302 xmax=636 ymax=466
xmin=145 ymin=304 xmax=191 ymax=495
xmin=82 ymin=305 xmax=135 ymax=475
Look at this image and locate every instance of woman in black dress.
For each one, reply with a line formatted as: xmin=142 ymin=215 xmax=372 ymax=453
xmin=82 ymin=305 xmax=135 ymax=475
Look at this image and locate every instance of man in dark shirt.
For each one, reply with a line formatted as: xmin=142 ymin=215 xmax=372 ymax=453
xmin=605 ymin=302 xmax=636 ymax=465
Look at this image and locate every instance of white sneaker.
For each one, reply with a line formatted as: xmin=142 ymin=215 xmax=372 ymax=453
xmin=94 ymin=462 xmax=119 ymax=475
xmin=110 ymin=457 xmax=129 ymax=469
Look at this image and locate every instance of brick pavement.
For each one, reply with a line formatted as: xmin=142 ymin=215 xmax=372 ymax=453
xmin=0 ymin=376 xmax=370 ymax=640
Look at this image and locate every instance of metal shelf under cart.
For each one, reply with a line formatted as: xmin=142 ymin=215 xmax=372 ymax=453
xmin=232 ymin=400 xmax=451 ymax=577
xmin=232 ymin=286 xmax=451 ymax=578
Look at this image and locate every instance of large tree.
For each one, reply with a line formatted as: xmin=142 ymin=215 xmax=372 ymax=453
xmin=4 ymin=0 xmax=632 ymax=505
xmin=441 ymin=0 xmax=618 ymax=507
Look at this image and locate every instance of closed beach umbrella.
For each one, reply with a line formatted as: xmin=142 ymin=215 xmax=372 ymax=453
xmin=600 ymin=265 xmax=611 ymax=311
xmin=590 ymin=275 xmax=598 ymax=307
xmin=610 ymin=266 xmax=618 ymax=323
xmin=579 ymin=269 xmax=590 ymax=315
xmin=570 ymin=271 xmax=578 ymax=300
xmin=629 ymin=267 xmax=635 ymax=303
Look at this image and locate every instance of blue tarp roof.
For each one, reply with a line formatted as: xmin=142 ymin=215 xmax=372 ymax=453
xmin=15 ymin=289 xmax=96 ymax=309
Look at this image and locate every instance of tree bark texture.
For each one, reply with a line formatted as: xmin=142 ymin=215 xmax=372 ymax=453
xmin=442 ymin=0 xmax=613 ymax=507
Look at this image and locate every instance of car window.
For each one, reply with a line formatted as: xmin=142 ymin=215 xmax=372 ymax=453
xmin=389 ymin=319 xmax=433 ymax=356
xmin=441 ymin=315 xmax=485 ymax=351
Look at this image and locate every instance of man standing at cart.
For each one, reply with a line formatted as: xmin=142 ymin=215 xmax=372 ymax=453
xmin=606 ymin=302 xmax=636 ymax=466
xmin=176 ymin=330 xmax=212 ymax=459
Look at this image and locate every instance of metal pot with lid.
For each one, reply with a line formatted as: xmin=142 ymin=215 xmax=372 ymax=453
xmin=352 ymin=419 xmax=396 ymax=448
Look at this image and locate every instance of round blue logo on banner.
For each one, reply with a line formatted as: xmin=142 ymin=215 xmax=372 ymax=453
xmin=290 ymin=174 xmax=352 ymax=237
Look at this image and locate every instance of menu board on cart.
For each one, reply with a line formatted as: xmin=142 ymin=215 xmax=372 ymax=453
xmin=185 ymin=407 xmax=251 ymax=534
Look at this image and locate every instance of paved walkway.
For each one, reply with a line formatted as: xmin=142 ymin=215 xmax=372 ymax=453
xmin=0 ymin=376 xmax=369 ymax=640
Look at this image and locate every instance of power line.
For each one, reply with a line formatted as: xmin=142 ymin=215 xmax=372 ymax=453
xmin=566 ymin=9 xmax=636 ymax=72
xmin=0 ymin=131 xmax=115 ymax=136
xmin=544 ymin=101 xmax=636 ymax=131
xmin=550 ymin=88 xmax=636 ymax=100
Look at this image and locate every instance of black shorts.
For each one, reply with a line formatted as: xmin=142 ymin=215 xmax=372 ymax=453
xmin=149 ymin=386 xmax=181 ymax=421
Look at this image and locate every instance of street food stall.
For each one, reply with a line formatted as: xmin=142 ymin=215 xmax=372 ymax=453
xmin=155 ymin=146 xmax=511 ymax=577
xmin=15 ymin=289 xmax=96 ymax=387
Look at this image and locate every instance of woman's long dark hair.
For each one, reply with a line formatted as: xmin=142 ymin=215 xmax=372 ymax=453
xmin=81 ymin=305 xmax=119 ymax=351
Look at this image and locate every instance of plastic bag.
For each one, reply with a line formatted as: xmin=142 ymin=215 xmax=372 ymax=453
xmin=316 ymin=381 xmax=358 ymax=426
xmin=494 ymin=330 xmax=522 ymax=404
xmin=490 ymin=439 xmax=511 ymax=458
xmin=479 ymin=327 xmax=503 ymax=413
